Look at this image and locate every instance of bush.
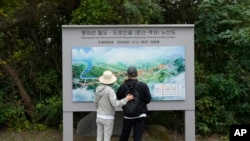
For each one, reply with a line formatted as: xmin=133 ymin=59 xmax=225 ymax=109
xmin=0 ymin=100 xmax=31 ymax=131
xmin=35 ymin=96 xmax=62 ymax=127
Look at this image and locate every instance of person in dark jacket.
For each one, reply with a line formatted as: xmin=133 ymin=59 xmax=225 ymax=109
xmin=116 ymin=66 xmax=152 ymax=141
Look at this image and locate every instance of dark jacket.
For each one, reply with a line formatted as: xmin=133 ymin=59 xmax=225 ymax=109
xmin=116 ymin=79 xmax=151 ymax=115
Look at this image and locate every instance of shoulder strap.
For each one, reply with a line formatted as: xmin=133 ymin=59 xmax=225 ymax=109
xmin=134 ymin=81 xmax=140 ymax=90
xmin=134 ymin=81 xmax=140 ymax=98
xmin=124 ymin=81 xmax=140 ymax=96
xmin=123 ymin=83 xmax=130 ymax=96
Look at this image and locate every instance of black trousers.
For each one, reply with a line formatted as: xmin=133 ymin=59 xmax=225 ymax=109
xmin=119 ymin=117 xmax=145 ymax=141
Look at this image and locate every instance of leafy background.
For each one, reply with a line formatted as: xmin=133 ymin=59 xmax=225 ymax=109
xmin=0 ymin=0 xmax=250 ymax=138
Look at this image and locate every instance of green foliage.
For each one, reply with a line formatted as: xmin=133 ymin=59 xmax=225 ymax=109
xmin=70 ymin=0 xmax=165 ymax=24
xmin=35 ymin=96 xmax=62 ymax=127
xmin=0 ymin=0 xmax=75 ymax=131
xmin=196 ymin=95 xmax=236 ymax=135
xmin=122 ymin=0 xmax=165 ymax=24
xmin=0 ymin=97 xmax=31 ymax=131
xmin=0 ymin=0 xmax=22 ymax=18
xmin=71 ymin=0 xmax=115 ymax=24
xmin=33 ymin=70 xmax=60 ymax=95
xmin=159 ymin=0 xmax=199 ymax=24
xmin=195 ymin=0 xmax=250 ymax=136
xmin=195 ymin=61 xmax=249 ymax=135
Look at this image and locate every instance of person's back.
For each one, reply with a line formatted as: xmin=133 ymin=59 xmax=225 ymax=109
xmin=116 ymin=67 xmax=151 ymax=141
xmin=117 ymin=79 xmax=151 ymax=117
xmin=95 ymin=85 xmax=124 ymax=117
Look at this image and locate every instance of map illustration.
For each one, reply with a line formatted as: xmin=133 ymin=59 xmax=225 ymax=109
xmin=72 ymin=46 xmax=186 ymax=102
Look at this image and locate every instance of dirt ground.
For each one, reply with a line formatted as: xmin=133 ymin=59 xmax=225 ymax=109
xmin=74 ymin=130 xmax=184 ymax=141
xmin=74 ymin=130 xmax=226 ymax=141
xmin=0 ymin=128 xmax=227 ymax=141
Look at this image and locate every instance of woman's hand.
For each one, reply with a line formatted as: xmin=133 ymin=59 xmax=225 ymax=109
xmin=126 ymin=94 xmax=134 ymax=101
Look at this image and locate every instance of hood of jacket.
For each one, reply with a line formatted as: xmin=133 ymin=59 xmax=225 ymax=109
xmin=125 ymin=79 xmax=138 ymax=89
xmin=96 ymin=85 xmax=110 ymax=97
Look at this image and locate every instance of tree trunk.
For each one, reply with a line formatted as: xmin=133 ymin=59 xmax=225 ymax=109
xmin=0 ymin=57 xmax=35 ymax=117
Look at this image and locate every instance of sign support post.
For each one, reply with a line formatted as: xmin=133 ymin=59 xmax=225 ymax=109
xmin=185 ymin=110 xmax=195 ymax=140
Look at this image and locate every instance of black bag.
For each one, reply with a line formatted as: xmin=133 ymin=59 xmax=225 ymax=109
xmin=122 ymin=82 xmax=142 ymax=117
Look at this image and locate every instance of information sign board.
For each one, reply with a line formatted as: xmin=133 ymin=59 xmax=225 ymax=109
xmin=62 ymin=25 xmax=195 ymax=141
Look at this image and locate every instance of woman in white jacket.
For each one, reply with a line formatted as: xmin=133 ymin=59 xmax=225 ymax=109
xmin=94 ymin=70 xmax=133 ymax=141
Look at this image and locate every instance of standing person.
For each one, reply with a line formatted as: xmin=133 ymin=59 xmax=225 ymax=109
xmin=94 ymin=70 xmax=134 ymax=141
xmin=116 ymin=66 xmax=152 ymax=141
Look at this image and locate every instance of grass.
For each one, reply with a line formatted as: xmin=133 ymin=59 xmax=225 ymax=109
xmin=0 ymin=128 xmax=62 ymax=141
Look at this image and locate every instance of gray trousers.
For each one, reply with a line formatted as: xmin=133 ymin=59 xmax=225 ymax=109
xmin=96 ymin=117 xmax=114 ymax=141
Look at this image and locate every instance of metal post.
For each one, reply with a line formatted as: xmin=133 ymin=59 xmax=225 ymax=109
xmin=63 ymin=111 xmax=73 ymax=141
xmin=185 ymin=110 xmax=195 ymax=141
